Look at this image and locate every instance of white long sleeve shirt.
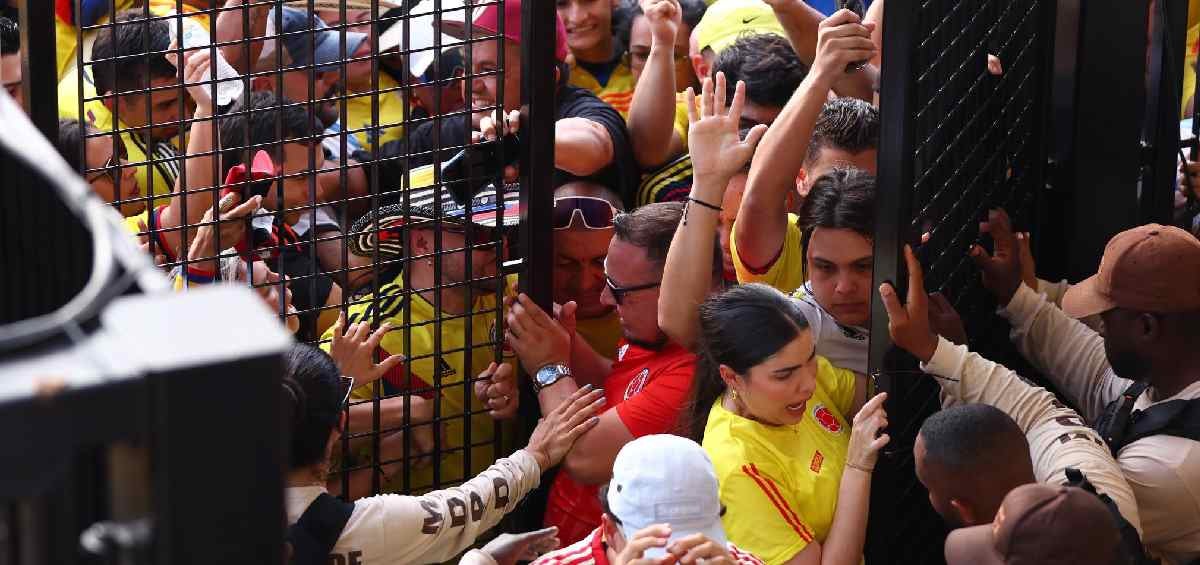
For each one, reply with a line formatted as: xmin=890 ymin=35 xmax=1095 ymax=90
xmin=999 ymin=283 xmax=1200 ymax=564
xmin=286 ymin=449 xmax=542 ymax=565
xmin=920 ymin=335 xmax=1142 ymax=536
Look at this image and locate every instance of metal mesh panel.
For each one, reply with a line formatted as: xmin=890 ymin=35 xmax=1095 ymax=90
xmin=870 ymin=0 xmax=1052 ymax=561
xmin=55 ymin=0 xmax=544 ymax=504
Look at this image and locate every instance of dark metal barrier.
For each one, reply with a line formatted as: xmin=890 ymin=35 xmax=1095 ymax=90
xmin=869 ymin=0 xmax=1055 ymax=561
xmin=7 ymin=0 xmax=556 ymax=555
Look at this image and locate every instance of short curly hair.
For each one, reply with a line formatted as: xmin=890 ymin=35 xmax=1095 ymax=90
xmin=804 ymin=97 xmax=879 ymax=166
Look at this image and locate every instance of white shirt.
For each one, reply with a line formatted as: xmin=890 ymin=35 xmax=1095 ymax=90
xmin=286 ymin=450 xmax=542 ymax=565
xmin=1001 ymin=283 xmax=1200 ymax=564
xmin=793 ymin=282 xmax=869 ymax=375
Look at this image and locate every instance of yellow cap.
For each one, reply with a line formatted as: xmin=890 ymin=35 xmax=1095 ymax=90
xmin=693 ymin=0 xmax=786 ymax=54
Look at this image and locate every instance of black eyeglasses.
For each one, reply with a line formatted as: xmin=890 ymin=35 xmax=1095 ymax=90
xmin=605 ymin=276 xmax=661 ymax=305
xmin=85 ymin=139 xmax=129 ymax=184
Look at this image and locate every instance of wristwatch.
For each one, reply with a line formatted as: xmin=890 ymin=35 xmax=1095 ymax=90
xmin=532 ymin=363 xmax=572 ymax=393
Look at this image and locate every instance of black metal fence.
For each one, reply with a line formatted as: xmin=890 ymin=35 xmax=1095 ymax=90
xmin=6 ymin=0 xmax=556 ymax=560
xmin=868 ymin=0 xmax=1055 ymax=562
xmin=868 ymin=0 xmax=1185 ymax=562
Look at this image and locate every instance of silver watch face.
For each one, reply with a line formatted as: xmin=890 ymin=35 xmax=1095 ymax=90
xmin=536 ymin=364 xmax=568 ymax=386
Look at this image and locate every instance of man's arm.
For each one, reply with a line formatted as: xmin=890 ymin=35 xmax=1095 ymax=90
xmin=159 ymin=51 xmax=220 ymax=257
xmin=766 ymin=0 xmax=875 ymax=101
xmin=555 ymin=117 xmax=615 ymax=176
xmin=214 ymin=0 xmax=270 ymax=74
xmin=737 ymin=11 xmax=874 ymax=271
xmin=627 ymin=0 xmax=687 ymax=169
xmin=661 ymin=74 xmax=767 ymax=349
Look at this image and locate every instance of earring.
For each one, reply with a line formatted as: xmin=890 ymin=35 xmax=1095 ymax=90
xmin=729 ymin=389 xmax=738 ymax=401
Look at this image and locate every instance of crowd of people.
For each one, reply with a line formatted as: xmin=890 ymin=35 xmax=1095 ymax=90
xmin=2 ymin=0 xmax=1200 ymax=563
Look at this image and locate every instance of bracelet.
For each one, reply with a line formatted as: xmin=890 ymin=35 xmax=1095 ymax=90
xmin=845 ymin=461 xmax=874 ymax=474
xmin=686 ymin=196 xmax=723 ymax=212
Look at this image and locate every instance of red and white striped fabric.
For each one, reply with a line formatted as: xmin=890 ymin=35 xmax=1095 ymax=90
xmin=532 ymin=528 xmax=765 ymax=565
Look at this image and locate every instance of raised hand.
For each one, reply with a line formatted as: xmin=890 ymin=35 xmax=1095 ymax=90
xmin=474 ymin=362 xmax=520 ymax=420
xmin=685 ymin=72 xmax=768 ymax=180
xmin=505 ymin=293 xmax=572 ymax=376
xmin=641 ymin=0 xmax=681 ymax=46
xmin=969 ymin=208 xmax=1023 ymax=307
xmin=481 ymin=526 xmax=561 ymax=565
xmin=846 ymin=392 xmax=890 ymax=471
xmin=524 ymin=385 xmax=605 ymax=470
xmin=328 ymin=311 xmax=404 ymax=388
xmin=614 ymin=524 xmax=673 ymax=565
xmin=928 ymin=292 xmax=968 ymax=346
xmin=878 ymin=245 xmax=938 ymax=363
xmin=812 ymin=9 xmax=877 ymax=81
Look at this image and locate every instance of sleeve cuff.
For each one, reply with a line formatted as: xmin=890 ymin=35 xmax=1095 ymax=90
xmin=511 ymin=449 xmax=544 ymax=478
xmin=920 ymin=336 xmax=965 ymax=397
xmin=1000 ymin=283 xmax=1041 ymax=324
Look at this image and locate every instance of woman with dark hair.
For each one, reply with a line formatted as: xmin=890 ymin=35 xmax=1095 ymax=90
xmin=687 ymin=284 xmax=888 ymax=565
xmin=282 ymin=343 xmax=605 ymax=564
xmin=659 ymin=77 xmax=887 ymax=565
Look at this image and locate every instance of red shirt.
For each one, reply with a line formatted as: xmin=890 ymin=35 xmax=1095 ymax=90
xmin=542 ymin=341 xmax=697 ymax=544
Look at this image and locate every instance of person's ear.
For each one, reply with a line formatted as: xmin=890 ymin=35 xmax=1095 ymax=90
xmin=690 ymin=54 xmax=708 ymax=85
xmin=949 ymin=498 xmax=979 ymax=527
xmin=796 ymin=168 xmax=811 ymax=198
xmin=101 ymin=95 xmax=116 ymax=113
xmin=1138 ymin=312 xmax=1160 ymax=342
xmin=410 ymin=229 xmax=432 ymax=255
xmin=718 ymin=364 xmax=743 ymax=395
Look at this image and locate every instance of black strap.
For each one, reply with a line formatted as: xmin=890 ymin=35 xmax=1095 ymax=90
xmin=1063 ymin=468 xmax=1159 ymax=565
xmin=1095 ymin=381 xmax=1151 ymax=456
xmin=286 ymin=493 xmax=355 ymax=565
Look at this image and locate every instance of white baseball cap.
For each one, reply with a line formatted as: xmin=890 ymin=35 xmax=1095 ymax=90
xmin=607 ymin=435 xmax=728 ymax=559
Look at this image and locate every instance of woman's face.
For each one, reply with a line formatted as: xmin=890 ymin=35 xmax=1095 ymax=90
xmin=724 ymin=330 xmax=818 ymax=427
xmin=84 ymin=135 xmax=143 ymax=217
xmin=627 ymin=15 xmax=695 ymax=90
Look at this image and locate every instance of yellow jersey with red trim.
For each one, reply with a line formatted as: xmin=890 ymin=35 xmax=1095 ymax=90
xmin=729 ymin=212 xmax=806 ymax=294
xmin=345 ymin=72 xmax=407 ymax=150
xmin=702 ymin=356 xmax=857 ymax=565
xmin=568 ymin=59 xmax=636 ymax=118
xmin=320 ymin=273 xmax=516 ymax=493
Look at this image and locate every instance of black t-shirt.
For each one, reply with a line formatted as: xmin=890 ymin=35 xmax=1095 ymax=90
xmin=363 ymin=86 xmax=638 ymax=207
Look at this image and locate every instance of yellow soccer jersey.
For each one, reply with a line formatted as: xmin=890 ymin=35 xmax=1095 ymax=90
xmin=568 ymin=59 xmax=636 ymax=117
xmin=59 ymin=70 xmax=180 ymax=206
xmin=702 ymin=356 xmax=857 ymax=565
xmin=730 ymin=212 xmax=806 ymax=294
xmin=673 ymin=93 xmax=690 ymax=148
xmin=322 ymin=274 xmax=516 ymax=493
xmin=575 ymin=310 xmax=622 ymax=358
xmin=345 ymin=73 xmax=407 ymax=150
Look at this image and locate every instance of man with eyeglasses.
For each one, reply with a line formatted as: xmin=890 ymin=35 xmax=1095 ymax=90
xmin=505 ymin=201 xmax=723 ymax=545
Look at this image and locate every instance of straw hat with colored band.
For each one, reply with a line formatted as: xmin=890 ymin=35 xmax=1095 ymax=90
xmin=693 ymin=0 xmax=786 ymax=54
xmin=437 ymin=0 xmax=570 ymax=63
xmin=349 ymin=184 xmax=521 ymax=257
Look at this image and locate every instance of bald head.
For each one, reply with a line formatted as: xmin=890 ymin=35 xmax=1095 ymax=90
xmin=555 ymin=181 xmax=625 ymax=212
xmin=915 ymin=404 xmax=1035 ymax=528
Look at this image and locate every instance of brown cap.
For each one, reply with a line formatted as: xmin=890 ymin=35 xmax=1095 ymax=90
xmin=944 ymin=484 xmax=1120 ymax=565
xmin=1062 ymin=224 xmax=1200 ymax=319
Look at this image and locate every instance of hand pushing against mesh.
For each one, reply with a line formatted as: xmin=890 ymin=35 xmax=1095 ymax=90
xmin=523 ymin=385 xmax=605 ymax=471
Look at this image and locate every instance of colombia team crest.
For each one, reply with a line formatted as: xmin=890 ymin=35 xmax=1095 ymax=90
xmin=624 ymin=368 xmax=650 ymax=400
xmin=812 ymin=404 xmax=842 ymax=434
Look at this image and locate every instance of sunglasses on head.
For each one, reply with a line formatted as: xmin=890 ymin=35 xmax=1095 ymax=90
xmin=85 ymin=138 xmax=129 ymax=184
xmin=554 ymin=196 xmax=617 ymax=230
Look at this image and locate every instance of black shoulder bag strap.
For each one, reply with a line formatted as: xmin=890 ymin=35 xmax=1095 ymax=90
xmin=1063 ymin=468 xmax=1158 ymax=565
xmin=1094 ymin=381 xmax=1151 ymax=456
xmin=1121 ymin=397 xmax=1200 ymax=450
xmin=286 ymin=493 xmax=355 ymax=565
